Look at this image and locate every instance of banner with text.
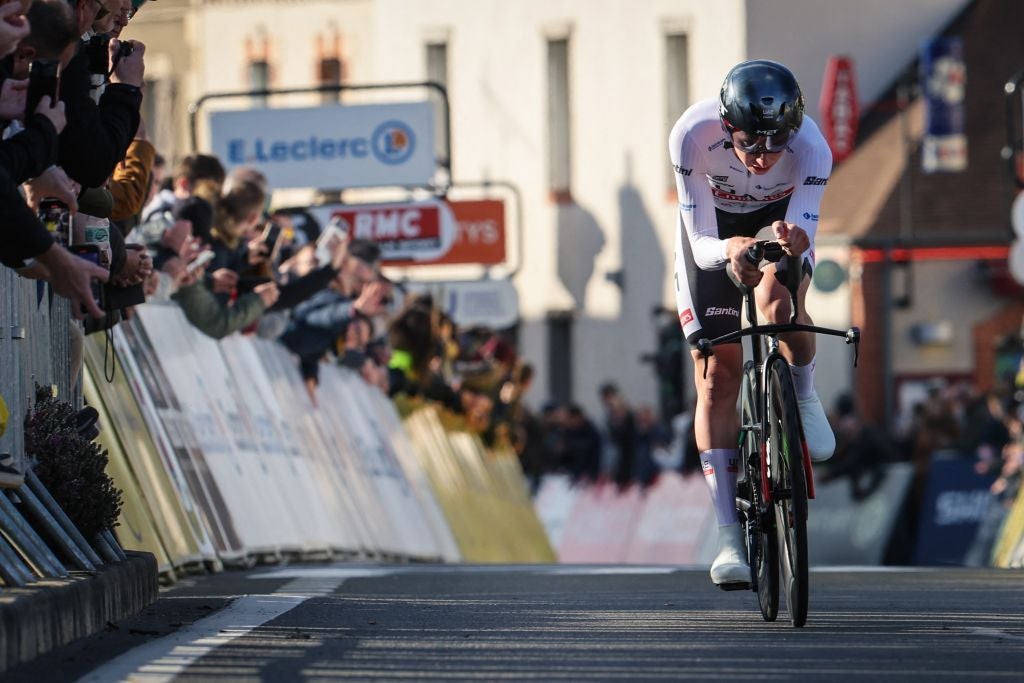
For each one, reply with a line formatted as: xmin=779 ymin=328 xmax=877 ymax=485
xmin=209 ymin=102 xmax=436 ymax=190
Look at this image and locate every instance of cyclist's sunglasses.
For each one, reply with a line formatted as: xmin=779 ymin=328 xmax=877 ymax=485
xmin=729 ymin=127 xmax=796 ymax=154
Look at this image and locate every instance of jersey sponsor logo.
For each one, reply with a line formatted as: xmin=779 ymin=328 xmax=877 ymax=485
xmin=727 ymin=458 xmax=739 ymax=473
xmin=674 ymin=164 xmax=692 ymax=176
xmin=679 ymin=202 xmax=696 ymax=212
xmin=711 ymin=186 xmax=794 ymax=203
xmin=679 ymin=308 xmax=695 ymax=326
xmin=705 ymin=306 xmax=739 ymax=317
xmin=702 ymin=460 xmax=715 ymax=476
xmin=762 ymin=188 xmax=795 ymax=202
xmin=708 ymin=138 xmax=727 ymax=152
xmin=729 ymin=165 xmax=746 ymax=174
xmin=711 ymin=175 xmax=729 ymax=182
xmin=802 ymin=211 xmax=820 ymax=221
xmin=804 ymin=176 xmax=829 ymax=186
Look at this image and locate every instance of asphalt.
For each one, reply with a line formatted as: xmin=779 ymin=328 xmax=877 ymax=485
xmin=5 ymin=564 xmax=1024 ymax=682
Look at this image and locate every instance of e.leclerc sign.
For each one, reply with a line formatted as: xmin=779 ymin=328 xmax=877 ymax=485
xmin=209 ymin=102 xmax=436 ymax=190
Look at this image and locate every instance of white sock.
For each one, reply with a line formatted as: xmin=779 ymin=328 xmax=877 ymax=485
xmin=700 ymin=449 xmax=739 ymax=526
xmin=790 ymin=357 xmax=816 ymax=400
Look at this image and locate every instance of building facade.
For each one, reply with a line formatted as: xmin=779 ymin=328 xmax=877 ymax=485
xmin=129 ymin=0 xmax=969 ymax=417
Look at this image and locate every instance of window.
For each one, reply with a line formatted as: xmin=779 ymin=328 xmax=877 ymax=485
xmin=249 ymin=60 xmax=270 ymax=107
xmin=319 ymin=57 xmax=343 ymax=103
xmin=547 ymin=38 xmax=571 ymax=201
xmin=665 ymin=33 xmax=690 ymax=189
xmin=425 ymin=42 xmax=449 ymax=165
xmin=547 ymin=313 xmax=573 ymax=404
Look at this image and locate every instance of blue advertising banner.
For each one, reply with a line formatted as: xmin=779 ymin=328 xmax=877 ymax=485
xmin=920 ymin=37 xmax=967 ymax=172
xmin=914 ymin=456 xmax=997 ymax=565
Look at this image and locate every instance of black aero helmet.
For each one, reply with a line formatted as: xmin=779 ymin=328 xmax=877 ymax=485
xmin=720 ymin=60 xmax=804 ymax=146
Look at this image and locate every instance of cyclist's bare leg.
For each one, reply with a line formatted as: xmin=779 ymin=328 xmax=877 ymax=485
xmin=690 ymin=343 xmax=749 ymax=585
xmin=690 ymin=343 xmax=743 ymax=451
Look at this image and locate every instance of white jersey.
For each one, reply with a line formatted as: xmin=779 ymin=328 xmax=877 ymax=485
xmin=668 ymin=98 xmax=833 ymax=271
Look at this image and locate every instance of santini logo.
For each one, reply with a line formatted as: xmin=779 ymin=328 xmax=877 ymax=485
xmin=705 ymin=306 xmax=739 ymax=317
xmin=673 ymin=165 xmax=692 ymax=176
xmin=804 ymin=176 xmax=829 ymax=186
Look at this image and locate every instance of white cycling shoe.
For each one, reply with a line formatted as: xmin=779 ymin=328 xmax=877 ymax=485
xmin=797 ymin=391 xmax=836 ymax=463
xmin=710 ymin=524 xmax=750 ymax=589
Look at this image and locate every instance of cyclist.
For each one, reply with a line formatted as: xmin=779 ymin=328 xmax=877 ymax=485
xmin=668 ymin=60 xmax=834 ymax=588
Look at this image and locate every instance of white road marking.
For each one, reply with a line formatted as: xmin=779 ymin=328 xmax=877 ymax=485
xmin=968 ymin=627 xmax=1024 ymax=643
xmin=75 ymin=570 xmax=392 ymax=683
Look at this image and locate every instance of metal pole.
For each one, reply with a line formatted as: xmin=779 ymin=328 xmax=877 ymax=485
xmin=0 ymin=532 xmax=34 ymax=586
xmin=93 ymin=532 xmax=120 ymax=563
xmin=101 ymin=528 xmax=128 ymax=561
xmin=0 ymin=492 xmax=66 ymax=578
xmin=881 ymin=247 xmax=895 ymax=436
xmin=25 ymin=469 xmax=104 ymax=566
xmin=13 ymin=484 xmax=95 ymax=572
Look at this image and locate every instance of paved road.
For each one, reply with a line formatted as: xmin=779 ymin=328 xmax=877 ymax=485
xmin=7 ymin=564 xmax=1024 ymax=681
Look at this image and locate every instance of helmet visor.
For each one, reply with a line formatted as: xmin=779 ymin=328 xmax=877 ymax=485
xmin=730 ymin=128 xmax=795 ymax=154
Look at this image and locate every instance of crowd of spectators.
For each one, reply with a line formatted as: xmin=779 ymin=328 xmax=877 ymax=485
xmin=0 ymin=0 xmax=549 ymax=479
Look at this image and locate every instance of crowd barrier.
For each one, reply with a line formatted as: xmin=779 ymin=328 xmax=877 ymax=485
xmin=534 ymin=463 xmax=918 ymax=566
xmin=83 ymin=303 xmax=553 ymax=576
xmin=994 ymin=481 xmax=1024 ymax=568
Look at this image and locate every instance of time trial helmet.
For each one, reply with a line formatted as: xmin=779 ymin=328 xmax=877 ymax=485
xmin=719 ymin=60 xmax=804 ymax=153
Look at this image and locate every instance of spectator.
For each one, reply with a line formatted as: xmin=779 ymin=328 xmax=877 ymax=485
xmin=563 ymin=404 xmax=602 ymax=483
xmin=279 ymin=238 xmax=386 ymax=399
xmin=599 ymin=382 xmax=637 ymax=487
xmin=633 ymin=404 xmax=669 ymax=486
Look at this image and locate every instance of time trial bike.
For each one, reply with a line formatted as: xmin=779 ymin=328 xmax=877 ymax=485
xmin=695 ymin=239 xmax=860 ymax=627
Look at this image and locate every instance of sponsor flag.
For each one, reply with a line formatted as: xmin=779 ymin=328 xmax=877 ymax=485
xmin=819 ymin=55 xmax=859 ymax=164
xmin=920 ymin=37 xmax=967 ymax=172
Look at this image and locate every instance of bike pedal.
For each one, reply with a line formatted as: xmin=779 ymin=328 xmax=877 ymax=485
xmin=717 ymin=581 xmax=752 ymax=592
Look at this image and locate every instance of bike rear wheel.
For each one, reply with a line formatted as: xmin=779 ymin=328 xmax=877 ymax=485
xmin=740 ymin=363 xmax=778 ymax=622
xmin=767 ymin=358 xmax=809 ymax=628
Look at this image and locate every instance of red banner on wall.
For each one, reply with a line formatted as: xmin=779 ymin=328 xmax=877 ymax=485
xmin=387 ymin=199 xmax=506 ymax=267
xmin=819 ymin=55 xmax=859 ymax=164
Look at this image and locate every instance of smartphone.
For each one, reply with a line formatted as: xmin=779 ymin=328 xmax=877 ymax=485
xmin=186 ymin=249 xmax=216 ymax=274
xmin=38 ymin=199 xmax=70 ymax=247
xmin=68 ymin=244 xmax=106 ymax=310
xmin=315 ymin=216 xmax=350 ymax=265
xmin=25 ymin=59 xmax=61 ymax=121
xmin=261 ymin=221 xmax=283 ymax=253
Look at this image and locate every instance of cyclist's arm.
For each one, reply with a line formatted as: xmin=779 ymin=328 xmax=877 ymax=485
xmin=669 ymin=123 xmax=728 ymax=270
xmin=783 ymin=120 xmax=833 ymax=245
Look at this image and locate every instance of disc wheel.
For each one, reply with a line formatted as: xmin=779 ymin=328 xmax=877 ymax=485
xmin=740 ymin=364 xmax=778 ymax=622
xmin=767 ymin=358 xmax=809 ymax=628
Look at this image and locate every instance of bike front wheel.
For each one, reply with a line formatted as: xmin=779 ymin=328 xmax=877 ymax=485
xmin=767 ymin=357 xmax=809 ymax=628
xmin=740 ymin=363 xmax=778 ymax=622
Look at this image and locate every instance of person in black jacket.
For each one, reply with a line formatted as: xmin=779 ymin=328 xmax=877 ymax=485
xmin=58 ymin=0 xmax=143 ymax=188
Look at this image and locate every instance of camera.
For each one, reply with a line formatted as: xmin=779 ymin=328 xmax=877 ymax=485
xmin=25 ymin=59 xmax=60 ymax=119
xmin=85 ymin=34 xmax=134 ymax=76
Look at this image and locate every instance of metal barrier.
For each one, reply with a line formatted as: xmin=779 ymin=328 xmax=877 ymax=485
xmin=0 ymin=269 xmax=122 ymax=587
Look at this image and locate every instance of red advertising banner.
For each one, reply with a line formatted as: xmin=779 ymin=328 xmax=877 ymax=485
xmin=329 ymin=199 xmax=456 ymax=263
xmin=819 ymin=55 xmax=859 ymax=164
xmin=387 ymin=199 xmax=506 ymax=267
xmin=440 ymin=199 xmax=506 ymax=266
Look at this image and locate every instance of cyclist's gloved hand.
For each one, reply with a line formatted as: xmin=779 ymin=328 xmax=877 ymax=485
xmin=772 ymin=220 xmax=809 ymax=258
xmin=726 ymin=236 xmax=763 ymax=287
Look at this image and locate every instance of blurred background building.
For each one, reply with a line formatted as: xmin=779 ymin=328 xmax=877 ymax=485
xmin=131 ymin=0 xmax=1008 ymax=422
